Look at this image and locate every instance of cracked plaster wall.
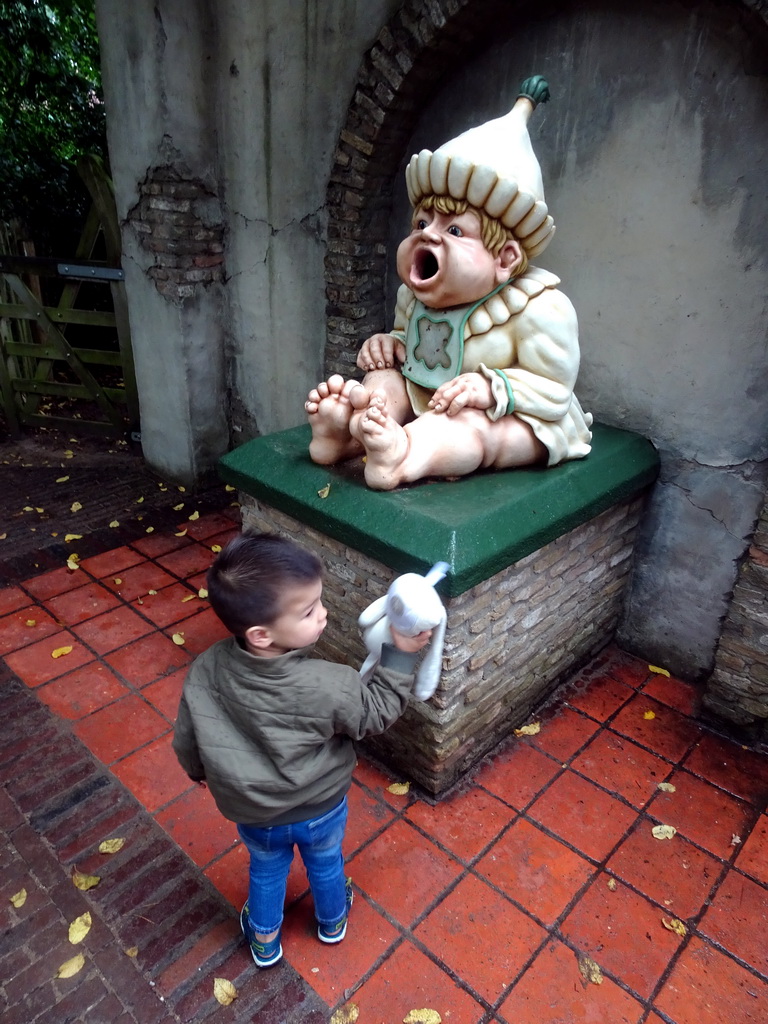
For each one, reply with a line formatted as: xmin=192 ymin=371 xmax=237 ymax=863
xmin=378 ymin=0 xmax=768 ymax=679
xmin=96 ymin=0 xmax=401 ymax=482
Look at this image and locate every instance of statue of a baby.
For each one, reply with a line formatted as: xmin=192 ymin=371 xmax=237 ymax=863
xmin=306 ymin=77 xmax=592 ymax=490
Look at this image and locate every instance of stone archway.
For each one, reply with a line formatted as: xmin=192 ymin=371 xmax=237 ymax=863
xmin=324 ymin=0 xmax=519 ymax=377
xmin=324 ymin=0 xmax=768 ymax=377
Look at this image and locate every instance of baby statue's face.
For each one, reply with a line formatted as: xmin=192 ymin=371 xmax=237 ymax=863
xmin=395 ymin=205 xmax=520 ymax=310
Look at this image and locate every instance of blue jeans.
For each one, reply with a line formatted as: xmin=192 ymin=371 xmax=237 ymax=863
xmin=237 ymin=796 xmax=348 ymax=935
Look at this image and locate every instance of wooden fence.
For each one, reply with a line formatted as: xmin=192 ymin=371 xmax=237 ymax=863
xmin=0 ymin=156 xmax=138 ymax=436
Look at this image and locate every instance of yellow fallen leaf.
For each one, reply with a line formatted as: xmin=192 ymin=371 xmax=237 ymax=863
xmin=178 ymin=485 xmax=186 ymax=492
xmin=0 ymin=533 xmax=6 ymax=540
xmin=317 ymin=483 xmax=331 ymax=499
xmin=124 ymin=947 xmax=138 ymax=958
xmin=649 ymin=664 xmax=670 ymax=677
xmin=181 ymin=594 xmax=197 ymax=603
xmin=172 ymin=633 xmax=186 ymax=646
xmin=657 ymin=782 xmax=676 ymax=793
xmin=70 ymin=501 xmax=82 ymax=513
xmin=213 ymin=977 xmax=238 ymax=1006
xmin=225 ymin=484 xmax=236 ymax=492
xmin=23 ymin=505 xmax=33 ymax=511
xmin=662 ymin=917 xmax=687 ymax=938
xmin=136 ymin=496 xmax=144 ymax=503
xmin=148 ymin=589 xmax=157 ymax=595
xmin=652 ymin=824 xmax=677 ymax=841
xmin=63 ymin=449 xmax=74 ymax=458
xmin=145 ymin=526 xmax=154 ymax=534
xmin=173 ymin=503 xmax=185 ymax=511
xmin=10 ymin=888 xmax=27 ymax=908
xmin=51 ymin=532 xmax=58 ymax=537
xmin=578 ymin=954 xmax=603 ymax=985
xmin=514 ymin=721 xmax=541 ymax=737
xmin=188 ymin=511 xmax=200 ymax=521
xmin=26 ymin=619 xmax=36 ymax=627
xmin=198 ymin=588 xmax=208 ymax=599
xmin=99 ymin=838 xmax=125 ymax=854
xmin=113 ymin=578 xmax=122 ymax=585
xmin=52 ymin=646 xmax=73 ymax=659
xmin=109 ymin=520 xmax=119 ymax=528
xmin=56 ymin=953 xmax=85 ymax=979
xmin=35 ymin=507 xmax=44 ymax=513
xmin=68 ymin=912 xmax=92 ymax=944
xmin=174 ymin=528 xmax=188 ymax=537
xmin=403 ymin=1011 xmax=441 ymax=1024
xmin=71 ymin=869 xmax=100 ymax=891
xmin=607 ymin=877 xmax=617 ymax=892
xmin=387 ymin=782 xmax=410 ymax=796
xmin=56 ymin=476 xmax=69 ymax=483
xmin=211 ymin=544 xmax=222 ymax=553
xmin=64 ymin=533 xmax=82 ymax=543
xmin=66 ymin=555 xmax=80 ymax=571
xmin=643 ymin=710 xmax=656 ymax=720
xmin=330 ymin=1004 xmax=359 ymax=1024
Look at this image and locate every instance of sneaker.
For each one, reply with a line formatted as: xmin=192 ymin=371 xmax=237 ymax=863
xmin=240 ymin=902 xmax=282 ymax=968
xmin=318 ymin=878 xmax=354 ymax=944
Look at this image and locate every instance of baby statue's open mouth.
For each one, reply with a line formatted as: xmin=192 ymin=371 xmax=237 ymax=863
xmin=414 ymin=248 xmax=439 ymax=281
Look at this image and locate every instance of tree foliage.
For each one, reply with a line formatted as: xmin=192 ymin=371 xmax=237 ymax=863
xmin=0 ymin=0 xmax=106 ymax=252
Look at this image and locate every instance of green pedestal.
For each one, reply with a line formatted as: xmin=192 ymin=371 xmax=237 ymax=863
xmin=218 ymin=422 xmax=659 ymax=596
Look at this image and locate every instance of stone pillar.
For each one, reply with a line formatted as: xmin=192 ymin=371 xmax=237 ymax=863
xmin=703 ymin=496 xmax=768 ymax=745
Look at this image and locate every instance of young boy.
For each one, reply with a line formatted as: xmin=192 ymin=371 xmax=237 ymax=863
xmin=172 ymin=532 xmax=431 ymax=968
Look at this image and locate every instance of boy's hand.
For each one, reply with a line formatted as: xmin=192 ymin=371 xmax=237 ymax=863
xmin=390 ymin=625 xmax=433 ymax=652
xmin=358 ymin=333 xmax=406 ymax=372
xmin=428 ymin=373 xmax=494 ymax=415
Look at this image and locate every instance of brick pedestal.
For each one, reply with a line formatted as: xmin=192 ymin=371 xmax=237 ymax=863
xmin=220 ymin=423 xmax=658 ymax=795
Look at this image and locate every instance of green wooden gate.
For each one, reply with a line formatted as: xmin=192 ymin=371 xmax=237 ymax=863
xmin=0 ymin=156 xmax=138 ymax=436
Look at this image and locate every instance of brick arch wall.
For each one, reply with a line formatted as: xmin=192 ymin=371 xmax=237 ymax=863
xmin=323 ymin=0 xmax=768 ymax=378
xmin=324 ymin=0 xmax=768 ymax=736
xmin=324 ymin=0 xmax=516 ymax=378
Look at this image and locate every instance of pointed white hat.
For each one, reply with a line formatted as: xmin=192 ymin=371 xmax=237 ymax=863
xmin=404 ymin=76 xmax=555 ymax=258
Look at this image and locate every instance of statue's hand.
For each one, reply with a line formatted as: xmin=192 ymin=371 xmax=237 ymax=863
xmin=428 ymin=373 xmax=494 ymax=415
xmin=357 ymin=333 xmax=406 ymax=372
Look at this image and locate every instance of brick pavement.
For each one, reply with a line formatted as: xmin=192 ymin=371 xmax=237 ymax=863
xmin=0 ymin=662 xmax=328 ymax=1023
xmin=0 ymin=428 xmax=232 ymax=587
xmin=1 ymin=426 xmax=328 ymax=1022
xmin=3 ymin=425 xmax=768 ymax=1023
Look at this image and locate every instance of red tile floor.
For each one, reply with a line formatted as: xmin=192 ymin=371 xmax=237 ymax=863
xmin=3 ymin=511 xmax=768 ymax=1022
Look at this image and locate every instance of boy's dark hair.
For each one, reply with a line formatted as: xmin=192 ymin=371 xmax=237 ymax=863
xmin=207 ymin=532 xmax=323 ymax=636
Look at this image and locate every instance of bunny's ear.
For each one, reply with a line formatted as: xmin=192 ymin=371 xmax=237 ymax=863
xmin=412 ymin=608 xmax=448 ymax=701
xmin=424 ymin=561 xmax=450 ymax=587
xmin=358 ymin=595 xmax=388 ymax=629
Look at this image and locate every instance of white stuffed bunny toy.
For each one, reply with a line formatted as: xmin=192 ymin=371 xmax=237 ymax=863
xmin=358 ymin=561 xmax=449 ymax=701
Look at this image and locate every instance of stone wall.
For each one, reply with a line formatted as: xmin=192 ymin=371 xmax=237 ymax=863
xmin=240 ymin=492 xmax=645 ymax=794
xmin=703 ymin=498 xmax=768 ymax=745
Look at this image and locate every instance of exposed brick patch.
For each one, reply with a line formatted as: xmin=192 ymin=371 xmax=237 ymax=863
xmin=704 ymin=497 xmax=768 ymax=743
xmin=127 ymin=138 xmax=225 ymax=305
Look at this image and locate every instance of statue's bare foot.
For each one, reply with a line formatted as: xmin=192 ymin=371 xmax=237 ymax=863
xmin=360 ymin=392 xmax=409 ymax=490
xmin=305 ymin=374 xmax=367 ymax=464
